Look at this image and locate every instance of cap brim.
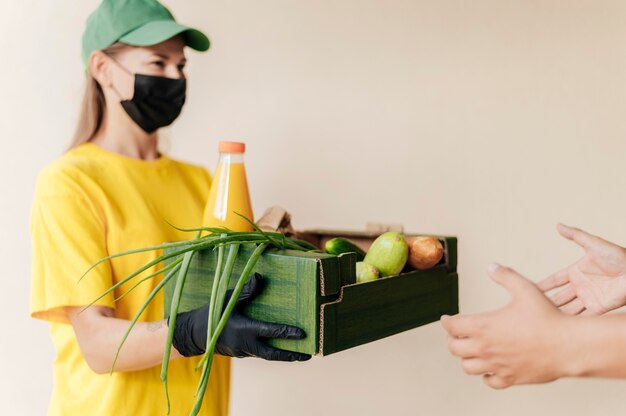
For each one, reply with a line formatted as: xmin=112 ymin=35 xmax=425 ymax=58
xmin=119 ymin=20 xmax=210 ymax=52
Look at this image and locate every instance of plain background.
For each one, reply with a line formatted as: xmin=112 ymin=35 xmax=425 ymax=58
xmin=3 ymin=1 xmax=626 ymax=415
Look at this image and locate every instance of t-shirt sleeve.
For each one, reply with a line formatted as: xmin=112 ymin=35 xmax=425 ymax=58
xmin=29 ymin=168 xmax=114 ymax=324
xmin=203 ymin=166 xmax=212 ymax=186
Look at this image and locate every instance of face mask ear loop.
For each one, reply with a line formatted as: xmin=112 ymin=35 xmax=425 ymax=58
xmin=109 ymin=83 xmax=125 ymax=100
xmin=105 ymin=54 xmax=134 ymax=100
xmin=106 ymin=54 xmax=134 ymax=75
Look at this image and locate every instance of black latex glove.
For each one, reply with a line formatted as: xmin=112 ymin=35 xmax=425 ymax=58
xmin=171 ymin=273 xmax=311 ymax=362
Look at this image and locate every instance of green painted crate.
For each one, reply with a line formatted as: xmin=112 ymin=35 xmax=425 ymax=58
xmin=163 ymin=230 xmax=458 ymax=356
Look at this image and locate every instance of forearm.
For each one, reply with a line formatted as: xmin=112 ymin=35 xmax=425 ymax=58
xmin=68 ymin=307 xmax=182 ymax=374
xmin=564 ymin=314 xmax=626 ymax=378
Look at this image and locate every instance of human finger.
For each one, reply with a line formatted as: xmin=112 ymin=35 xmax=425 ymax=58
xmin=255 ymin=321 xmax=307 ymax=340
xmin=579 ymin=308 xmax=602 ymax=316
xmin=462 ymin=358 xmax=495 ymax=376
xmin=483 ymin=374 xmax=513 ymax=390
xmin=488 ymin=263 xmax=539 ymax=300
xmin=560 ymin=298 xmax=585 ymax=315
xmin=550 ymin=286 xmax=576 ymax=307
xmin=447 ymin=337 xmax=483 ymax=358
xmin=536 ymin=267 xmax=570 ymax=292
xmin=557 ymin=224 xmax=603 ymax=250
xmin=254 ymin=343 xmax=311 ymax=362
xmin=441 ymin=314 xmax=483 ymax=338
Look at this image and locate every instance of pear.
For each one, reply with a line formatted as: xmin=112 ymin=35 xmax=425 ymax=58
xmin=363 ymin=232 xmax=409 ymax=277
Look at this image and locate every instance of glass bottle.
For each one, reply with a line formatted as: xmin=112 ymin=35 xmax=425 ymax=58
xmin=203 ymin=141 xmax=254 ymax=231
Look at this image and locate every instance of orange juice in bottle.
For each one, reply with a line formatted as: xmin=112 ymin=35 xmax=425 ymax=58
xmin=203 ymin=141 xmax=254 ymax=231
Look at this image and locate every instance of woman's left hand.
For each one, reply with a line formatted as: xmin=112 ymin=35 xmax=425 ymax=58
xmin=441 ymin=264 xmax=574 ymax=389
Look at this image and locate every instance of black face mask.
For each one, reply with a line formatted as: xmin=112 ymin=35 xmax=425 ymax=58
xmin=110 ymin=59 xmax=187 ymax=133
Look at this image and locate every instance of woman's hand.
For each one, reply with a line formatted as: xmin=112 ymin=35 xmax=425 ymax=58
xmin=441 ymin=264 xmax=574 ymax=389
xmin=172 ymin=273 xmax=311 ymax=362
xmin=537 ymin=224 xmax=626 ymax=316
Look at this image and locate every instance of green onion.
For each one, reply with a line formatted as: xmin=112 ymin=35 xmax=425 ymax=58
xmin=80 ymin=215 xmax=312 ymax=416
xmin=190 ymin=242 xmax=268 ymax=416
xmin=110 ymin=261 xmax=182 ymax=374
xmin=113 ymin=258 xmax=183 ymax=303
xmin=195 ymin=238 xmax=225 ymax=374
xmin=161 ymin=231 xmax=202 ymax=414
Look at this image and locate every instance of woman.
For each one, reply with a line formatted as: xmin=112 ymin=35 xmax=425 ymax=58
xmin=442 ymin=223 xmax=626 ymax=388
xmin=29 ymin=0 xmax=309 ymax=414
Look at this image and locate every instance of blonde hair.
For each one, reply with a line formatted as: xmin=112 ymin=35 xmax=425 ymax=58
xmin=68 ymin=42 xmax=130 ymax=149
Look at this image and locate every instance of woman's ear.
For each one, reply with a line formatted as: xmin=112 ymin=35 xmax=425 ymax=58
xmin=89 ymin=51 xmax=113 ymax=88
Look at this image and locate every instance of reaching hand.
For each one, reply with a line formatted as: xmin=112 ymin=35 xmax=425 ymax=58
xmin=537 ymin=224 xmax=626 ymax=316
xmin=442 ymin=264 xmax=571 ymax=389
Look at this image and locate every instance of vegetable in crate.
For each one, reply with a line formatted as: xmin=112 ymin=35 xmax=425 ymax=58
xmin=324 ymin=237 xmax=366 ymax=261
xmin=363 ymin=232 xmax=409 ymax=277
xmin=406 ymin=236 xmax=444 ymax=270
xmin=81 ymin=217 xmax=316 ymax=416
xmin=356 ymin=261 xmax=380 ymax=283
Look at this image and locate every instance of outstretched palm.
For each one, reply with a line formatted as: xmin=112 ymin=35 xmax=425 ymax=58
xmin=537 ymin=224 xmax=626 ymax=315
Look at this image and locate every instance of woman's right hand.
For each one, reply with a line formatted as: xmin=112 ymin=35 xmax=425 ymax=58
xmin=537 ymin=224 xmax=626 ymax=315
xmin=172 ymin=273 xmax=311 ymax=362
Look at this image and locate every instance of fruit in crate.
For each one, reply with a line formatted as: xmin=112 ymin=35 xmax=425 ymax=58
xmin=363 ymin=232 xmax=409 ymax=277
xmin=356 ymin=261 xmax=380 ymax=283
xmin=406 ymin=236 xmax=444 ymax=270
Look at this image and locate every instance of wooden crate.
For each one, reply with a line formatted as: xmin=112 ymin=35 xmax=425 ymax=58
xmin=163 ymin=230 xmax=458 ymax=356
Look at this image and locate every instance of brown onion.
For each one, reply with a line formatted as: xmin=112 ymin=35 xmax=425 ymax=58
xmin=406 ymin=236 xmax=444 ymax=270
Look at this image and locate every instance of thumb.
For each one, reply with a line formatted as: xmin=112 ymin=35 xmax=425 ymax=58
xmin=236 ymin=272 xmax=264 ymax=306
xmin=488 ymin=263 xmax=538 ymax=300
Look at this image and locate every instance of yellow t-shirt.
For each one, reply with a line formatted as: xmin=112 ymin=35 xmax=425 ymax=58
xmin=30 ymin=142 xmax=230 ymax=416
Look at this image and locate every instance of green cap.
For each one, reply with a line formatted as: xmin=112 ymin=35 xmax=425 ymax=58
xmin=81 ymin=0 xmax=210 ymax=66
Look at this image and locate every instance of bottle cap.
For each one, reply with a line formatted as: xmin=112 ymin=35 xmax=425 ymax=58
xmin=219 ymin=141 xmax=246 ymax=153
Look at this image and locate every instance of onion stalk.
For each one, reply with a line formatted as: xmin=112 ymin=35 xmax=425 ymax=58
xmin=81 ymin=215 xmax=314 ymax=415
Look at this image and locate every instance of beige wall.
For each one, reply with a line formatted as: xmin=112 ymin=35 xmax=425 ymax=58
xmin=3 ymin=1 xmax=626 ymax=415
